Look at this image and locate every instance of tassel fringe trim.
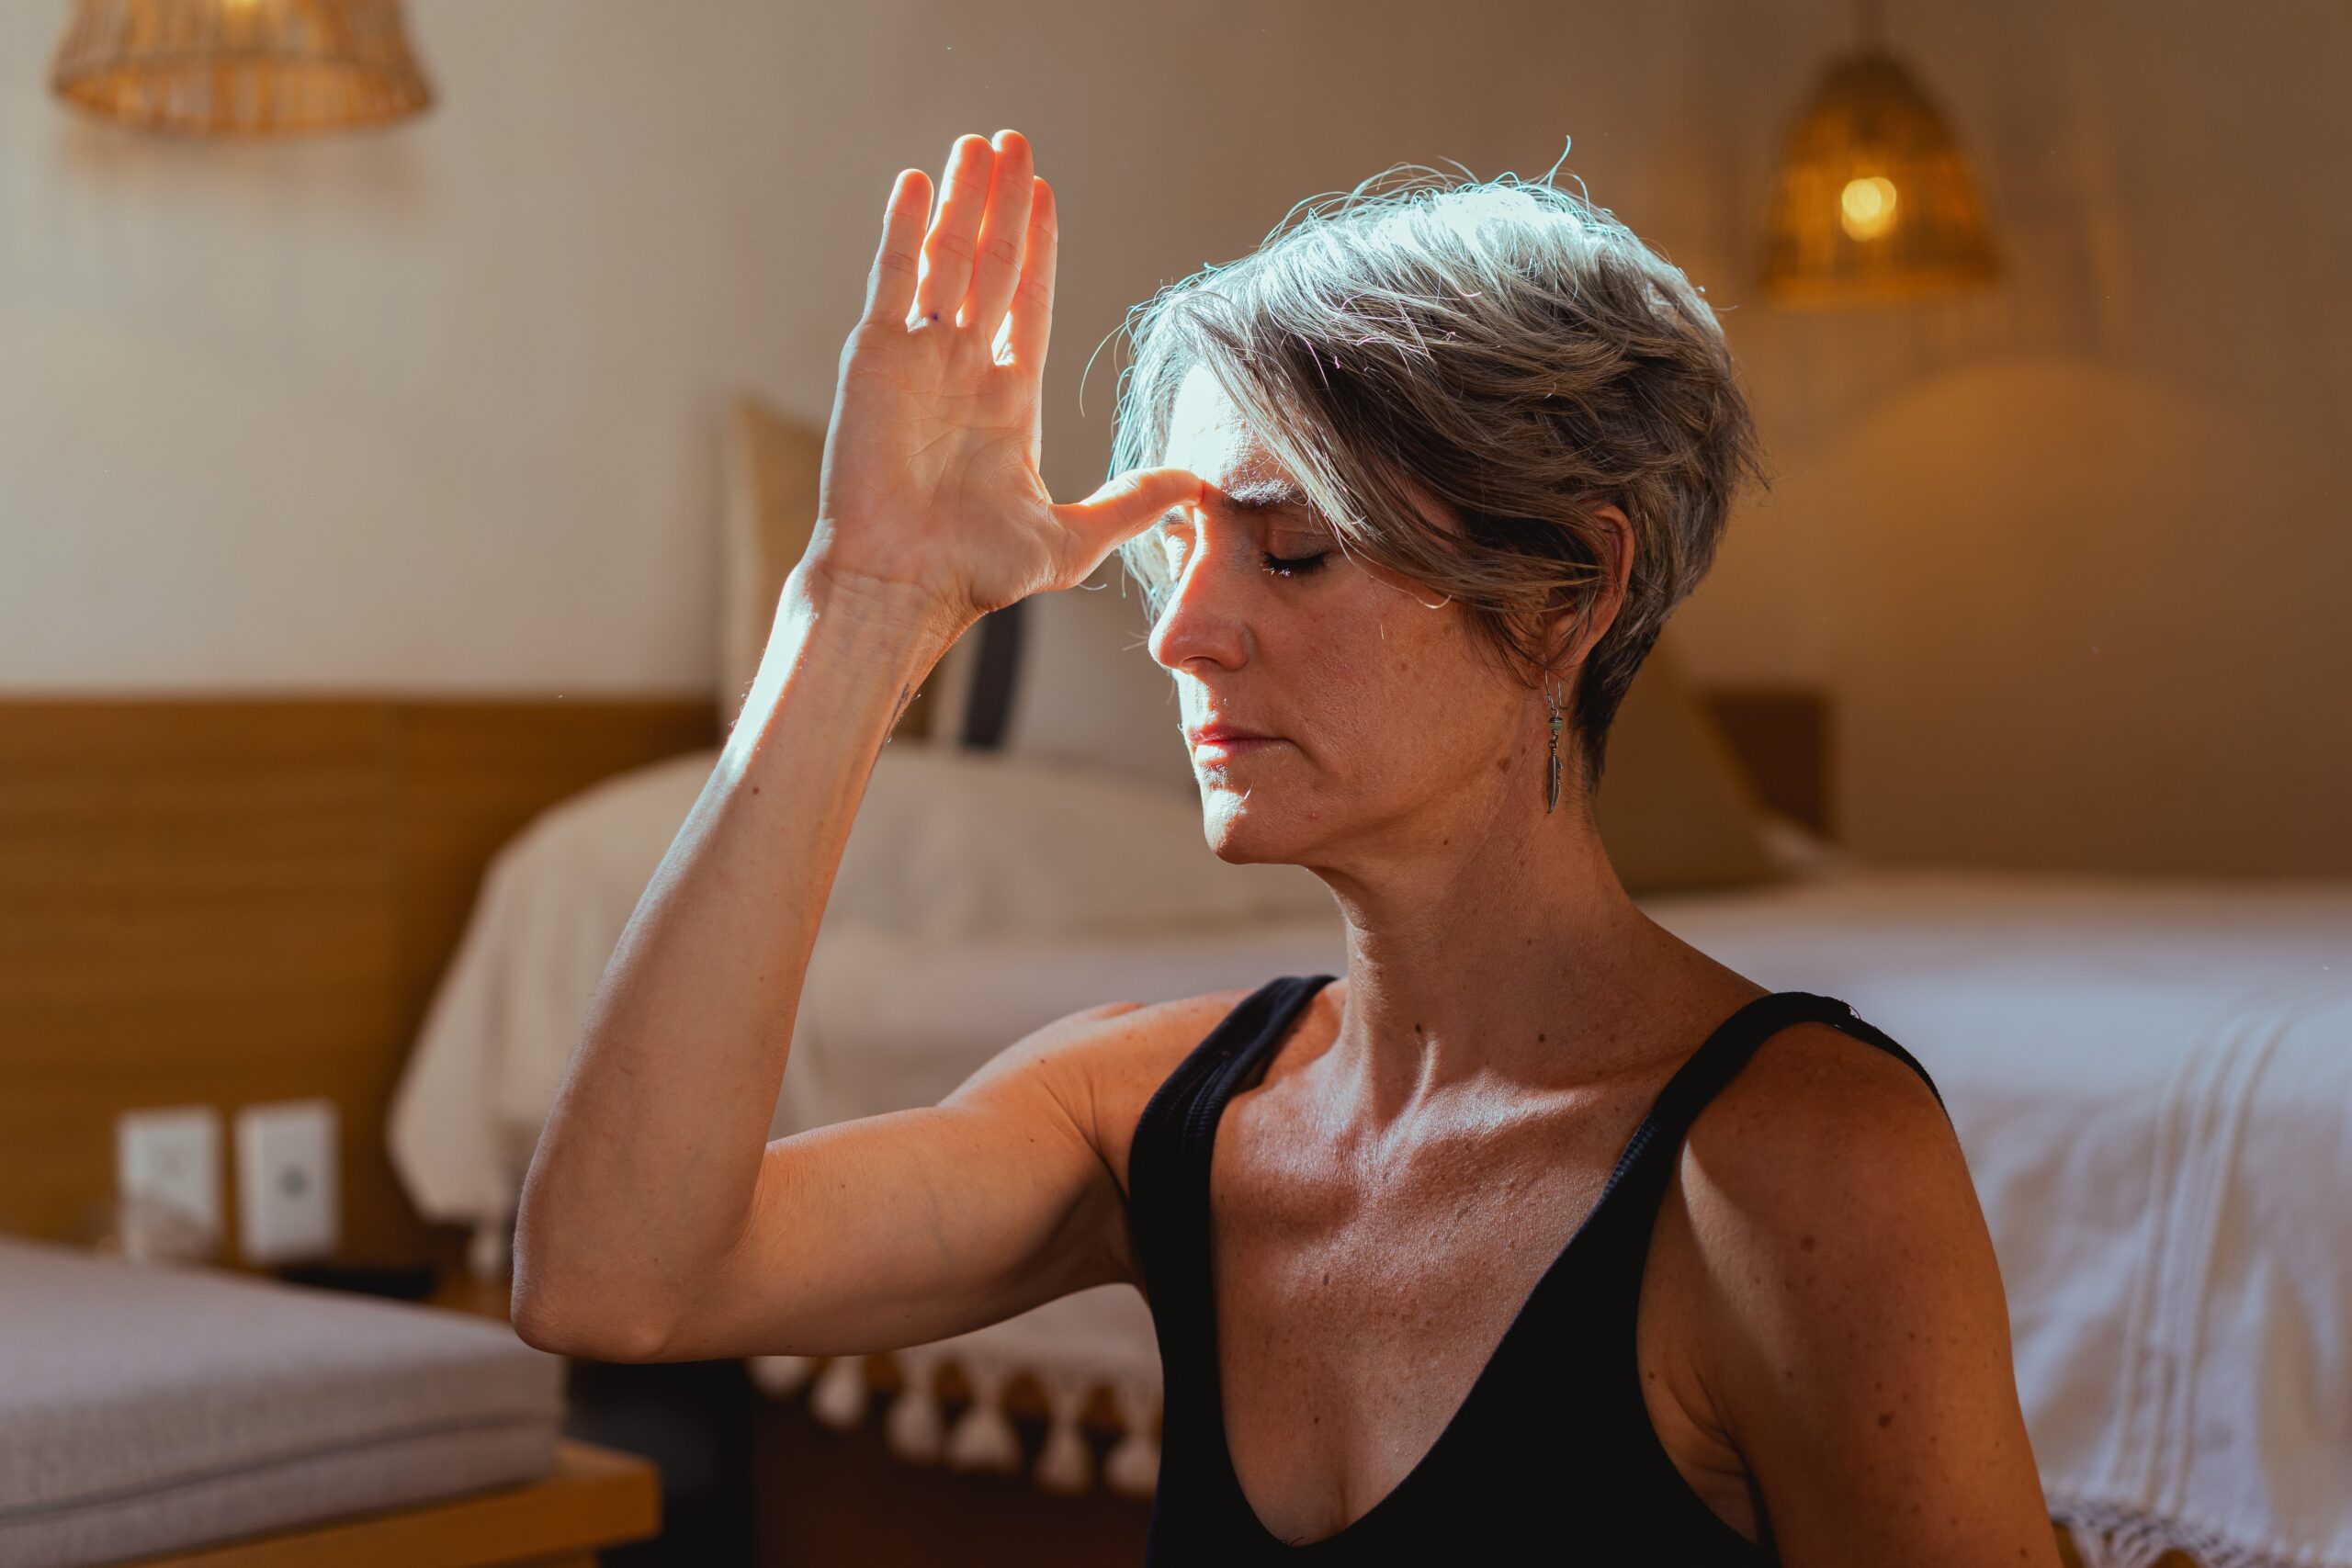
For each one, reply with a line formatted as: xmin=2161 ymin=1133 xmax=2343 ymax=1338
xmin=2052 ymin=1494 xmax=2347 ymax=1568
xmin=747 ymin=1351 xmax=1162 ymax=1498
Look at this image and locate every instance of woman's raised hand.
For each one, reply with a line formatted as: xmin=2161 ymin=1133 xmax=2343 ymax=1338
xmin=806 ymin=130 xmax=1201 ymax=633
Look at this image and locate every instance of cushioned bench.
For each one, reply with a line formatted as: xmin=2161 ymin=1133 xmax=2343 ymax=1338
xmin=0 ymin=1235 xmax=576 ymax=1568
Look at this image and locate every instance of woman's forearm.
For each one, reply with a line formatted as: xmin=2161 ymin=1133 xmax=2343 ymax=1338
xmin=511 ymin=557 xmax=965 ymax=1356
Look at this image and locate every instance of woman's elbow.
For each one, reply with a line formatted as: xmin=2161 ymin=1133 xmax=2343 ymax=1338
xmin=510 ymin=1272 xmax=676 ymax=1362
xmin=507 ymin=1186 xmax=672 ymax=1358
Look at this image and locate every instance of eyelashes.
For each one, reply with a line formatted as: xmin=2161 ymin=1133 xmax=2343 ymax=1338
xmin=1155 ymin=527 xmax=1329 ymax=582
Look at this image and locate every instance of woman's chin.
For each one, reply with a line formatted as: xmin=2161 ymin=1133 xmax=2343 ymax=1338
xmin=1198 ymin=795 xmax=1316 ymax=866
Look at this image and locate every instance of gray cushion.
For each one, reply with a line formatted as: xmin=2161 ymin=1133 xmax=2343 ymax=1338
xmin=0 ymin=1235 xmax=565 ymax=1568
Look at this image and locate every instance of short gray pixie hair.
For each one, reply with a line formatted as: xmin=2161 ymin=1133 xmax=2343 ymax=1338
xmin=1106 ymin=160 xmax=1766 ymax=794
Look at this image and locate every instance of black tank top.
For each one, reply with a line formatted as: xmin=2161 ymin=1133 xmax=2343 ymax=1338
xmin=1125 ymin=976 xmax=1942 ymax=1564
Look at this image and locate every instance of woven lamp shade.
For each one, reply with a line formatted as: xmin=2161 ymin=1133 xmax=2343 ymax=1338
xmin=50 ymin=0 xmax=432 ymax=138
xmin=1759 ymin=48 xmax=1997 ymax=308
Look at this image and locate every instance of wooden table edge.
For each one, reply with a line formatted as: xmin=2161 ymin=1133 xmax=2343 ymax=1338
xmin=111 ymin=1438 xmax=660 ymax=1568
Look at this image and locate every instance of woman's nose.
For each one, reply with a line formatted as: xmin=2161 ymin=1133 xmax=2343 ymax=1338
xmin=1146 ymin=530 xmax=1250 ymax=673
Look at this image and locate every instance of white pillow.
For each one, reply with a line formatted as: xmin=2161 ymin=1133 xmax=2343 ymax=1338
xmin=840 ymin=741 xmax=1333 ymax=941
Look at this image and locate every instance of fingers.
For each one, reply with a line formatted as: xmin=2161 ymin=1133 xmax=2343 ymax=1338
xmin=862 ymin=168 xmax=932 ymax=327
xmin=891 ymin=131 xmax=1050 ymax=374
xmin=1000 ymin=176 xmax=1057 ymax=370
xmin=1050 ymin=467 xmax=1204 ymax=567
xmin=911 ymin=135 xmax=994 ymax=325
xmin=960 ymin=130 xmax=1035 ymax=338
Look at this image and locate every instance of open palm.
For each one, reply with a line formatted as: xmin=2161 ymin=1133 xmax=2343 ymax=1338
xmin=807 ymin=130 xmax=1199 ymax=631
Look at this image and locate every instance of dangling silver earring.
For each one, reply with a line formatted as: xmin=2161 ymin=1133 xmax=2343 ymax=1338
xmin=1544 ymin=675 xmax=1565 ymax=815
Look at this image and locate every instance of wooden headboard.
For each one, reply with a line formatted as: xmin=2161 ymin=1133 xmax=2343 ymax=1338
xmin=0 ymin=697 xmax=717 ymax=1271
xmin=0 ymin=687 xmax=1825 ymax=1273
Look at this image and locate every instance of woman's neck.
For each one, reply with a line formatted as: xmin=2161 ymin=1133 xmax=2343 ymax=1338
xmin=1308 ymin=801 xmax=1740 ymax=1126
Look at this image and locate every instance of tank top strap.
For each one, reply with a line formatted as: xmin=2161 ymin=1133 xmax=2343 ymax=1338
xmin=1125 ymin=974 xmax=1337 ymax=1351
xmin=1584 ymin=990 xmax=1946 ymax=1264
xmin=1645 ymin=989 xmax=1942 ymax=1150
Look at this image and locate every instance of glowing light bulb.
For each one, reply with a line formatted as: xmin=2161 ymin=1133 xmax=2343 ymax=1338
xmin=1839 ymin=175 xmax=1899 ymax=241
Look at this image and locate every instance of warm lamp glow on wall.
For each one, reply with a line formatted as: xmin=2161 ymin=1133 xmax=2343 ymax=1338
xmin=1760 ymin=2 xmax=1998 ymax=307
xmin=49 ymin=0 xmax=432 ymax=138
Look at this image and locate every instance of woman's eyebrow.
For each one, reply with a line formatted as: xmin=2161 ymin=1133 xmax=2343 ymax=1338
xmin=1157 ymin=477 xmax=1314 ymax=528
xmin=1220 ymin=476 xmax=1314 ymax=513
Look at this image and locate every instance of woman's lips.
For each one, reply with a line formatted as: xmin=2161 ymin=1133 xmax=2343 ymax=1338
xmin=1192 ymin=736 xmax=1283 ymax=759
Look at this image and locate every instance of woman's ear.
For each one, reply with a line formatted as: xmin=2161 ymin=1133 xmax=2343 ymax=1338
xmin=1542 ymin=502 xmax=1634 ymax=675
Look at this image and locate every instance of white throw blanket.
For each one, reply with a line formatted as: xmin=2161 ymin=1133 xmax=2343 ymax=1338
xmin=389 ymin=749 xmax=2352 ymax=1565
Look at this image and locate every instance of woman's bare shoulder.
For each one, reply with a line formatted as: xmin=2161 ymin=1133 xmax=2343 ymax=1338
xmin=1048 ymin=985 xmax=1261 ymax=1083
xmin=951 ymin=984 xmax=1270 ymax=1190
xmin=1663 ymin=1017 xmax=1994 ymax=1411
xmin=1693 ymin=1020 xmax=1951 ymax=1176
xmin=1660 ymin=1024 xmax=2056 ymax=1561
xmin=1674 ymin=1019 xmax=1960 ymax=1246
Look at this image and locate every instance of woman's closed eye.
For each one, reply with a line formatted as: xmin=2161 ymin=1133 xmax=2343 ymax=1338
xmin=1261 ymin=549 xmax=1329 ymax=578
xmin=1150 ymin=517 xmax=1329 ymax=580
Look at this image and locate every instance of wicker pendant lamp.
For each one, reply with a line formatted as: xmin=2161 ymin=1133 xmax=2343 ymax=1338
xmin=1759 ymin=0 xmax=1997 ymax=307
xmin=50 ymin=0 xmax=432 ymax=138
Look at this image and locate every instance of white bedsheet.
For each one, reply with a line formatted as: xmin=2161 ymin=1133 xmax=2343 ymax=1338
xmin=388 ymin=750 xmax=2352 ymax=1567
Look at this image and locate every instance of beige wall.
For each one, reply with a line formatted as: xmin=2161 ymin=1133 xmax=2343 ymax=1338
xmin=1666 ymin=2 xmax=2352 ymax=875
xmin=0 ymin=0 xmax=1694 ymax=692
xmin=2 ymin=0 xmax=2344 ymax=874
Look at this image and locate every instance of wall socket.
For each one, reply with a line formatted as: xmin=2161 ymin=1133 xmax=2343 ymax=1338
xmin=116 ymin=1106 xmax=223 ymax=1259
xmin=234 ymin=1100 xmax=340 ymax=1265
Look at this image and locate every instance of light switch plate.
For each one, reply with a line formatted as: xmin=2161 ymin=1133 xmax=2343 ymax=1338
xmin=234 ymin=1100 xmax=340 ymax=1264
xmin=117 ymin=1106 xmax=223 ymax=1256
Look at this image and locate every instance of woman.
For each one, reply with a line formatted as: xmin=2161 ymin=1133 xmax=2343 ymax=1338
xmin=514 ymin=130 xmax=2060 ymax=1564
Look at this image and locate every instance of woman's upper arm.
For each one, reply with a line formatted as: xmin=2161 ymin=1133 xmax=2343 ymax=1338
xmin=642 ymin=993 xmax=1197 ymax=1363
xmin=1680 ymin=1030 xmax=2063 ymax=1567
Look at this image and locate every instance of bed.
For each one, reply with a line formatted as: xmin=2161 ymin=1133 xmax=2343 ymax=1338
xmin=388 ymin=399 xmax=2351 ymax=1568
